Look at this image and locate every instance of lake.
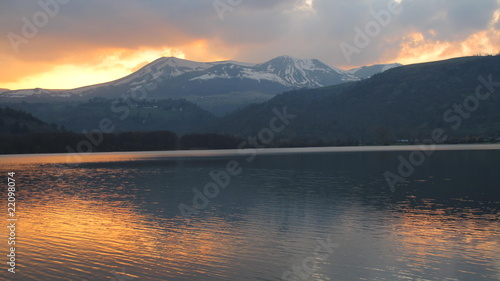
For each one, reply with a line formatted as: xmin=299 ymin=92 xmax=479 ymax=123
xmin=0 ymin=145 xmax=499 ymax=281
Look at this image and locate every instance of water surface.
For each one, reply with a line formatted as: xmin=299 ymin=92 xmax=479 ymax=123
xmin=0 ymin=145 xmax=499 ymax=280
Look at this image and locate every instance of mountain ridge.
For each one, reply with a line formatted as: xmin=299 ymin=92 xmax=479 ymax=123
xmin=0 ymin=56 xmax=401 ymax=115
xmin=2 ymin=55 xmax=499 ymax=147
xmin=348 ymin=63 xmax=402 ymax=79
xmin=211 ymin=55 xmax=500 ymax=144
xmin=0 ymin=56 xmax=398 ymax=97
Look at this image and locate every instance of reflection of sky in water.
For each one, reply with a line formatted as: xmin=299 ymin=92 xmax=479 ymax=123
xmin=0 ymin=147 xmax=499 ymax=280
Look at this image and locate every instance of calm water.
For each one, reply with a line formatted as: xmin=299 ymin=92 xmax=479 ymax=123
xmin=0 ymin=145 xmax=499 ymax=281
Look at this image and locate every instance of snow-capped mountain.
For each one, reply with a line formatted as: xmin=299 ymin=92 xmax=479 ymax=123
xmin=189 ymin=55 xmax=359 ymax=88
xmin=111 ymin=57 xmax=260 ymax=89
xmin=0 ymin=57 xmax=253 ymax=98
xmin=253 ymin=56 xmax=358 ymax=87
xmin=348 ymin=63 xmax=402 ymax=79
xmin=211 ymin=60 xmax=257 ymax=68
xmin=0 ymin=56 xmax=399 ymax=114
xmin=0 ymin=87 xmax=68 ymax=98
xmin=1 ymin=56 xmax=360 ymax=98
xmin=115 ymin=57 xmax=213 ymax=85
xmin=88 ymin=55 xmax=360 ymax=98
xmin=71 ymin=57 xmax=261 ymax=96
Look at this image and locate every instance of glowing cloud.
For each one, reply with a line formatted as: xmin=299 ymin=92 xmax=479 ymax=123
xmin=0 ymin=0 xmax=498 ymax=90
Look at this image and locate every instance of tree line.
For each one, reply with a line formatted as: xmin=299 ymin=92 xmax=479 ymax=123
xmin=0 ymin=131 xmax=244 ymax=154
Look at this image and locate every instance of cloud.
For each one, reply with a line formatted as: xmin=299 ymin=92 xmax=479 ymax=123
xmin=0 ymin=0 xmax=498 ymax=89
xmin=397 ymin=0 xmax=497 ymax=40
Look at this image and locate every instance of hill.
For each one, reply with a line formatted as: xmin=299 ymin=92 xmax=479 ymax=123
xmin=212 ymin=55 xmax=500 ymax=145
xmin=1 ymin=98 xmax=216 ymax=135
xmin=0 ymin=107 xmax=58 ymax=134
xmin=0 ymin=56 xmax=396 ymax=115
xmin=348 ymin=63 xmax=402 ymax=79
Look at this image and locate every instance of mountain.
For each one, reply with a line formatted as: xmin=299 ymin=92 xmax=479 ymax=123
xmin=3 ymin=55 xmax=498 ymax=147
xmin=348 ymin=63 xmax=402 ymax=79
xmin=0 ymin=57 xmax=219 ymax=99
xmin=84 ymin=55 xmax=358 ymax=97
xmin=189 ymin=55 xmax=358 ymax=88
xmin=2 ymin=98 xmax=216 ymax=135
xmin=103 ymin=57 xmax=255 ymax=87
xmin=212 ymin=55 xmax=500 ymax=145
xmin=252 ymin=56 xmax=357 ymax=87
xmin=0 ymin=56 xmax=361 ymax=115
xmin=111 ymin=57 xmax=215 ymax=84
xmin=0 ymin=107 xmax=58 ymax=134
xmin=0 ymin=57 xmax=403 ymax=115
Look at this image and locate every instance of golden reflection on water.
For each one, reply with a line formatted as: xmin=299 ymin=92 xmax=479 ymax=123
xmin=0 ymin=150 xmax=245 ymax=165
xmin=396 ymin=198 xmax=500 ymax=279
xmin=3 ymin=143 xmax=500 ymax=165
xmin=1 ymin=153 xmax=148 ymax=165
xmin=18 ymin=194 xmax=240 ymax=280
xmin=1 ymin=149 xmax=499 ymax=280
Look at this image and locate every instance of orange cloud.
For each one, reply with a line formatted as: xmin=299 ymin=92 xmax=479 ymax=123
xmin=389 ymin=29 xmax=499 ymax=66
xmin=0 ymin=47 xmax=181 ymax=89
xmin=0 ymin=41 xmax=234 ymax=90
xmin=1 ymin=1 xmax=498 ymax=90
xmin=178 ymin=39 xmax=233 ymax=62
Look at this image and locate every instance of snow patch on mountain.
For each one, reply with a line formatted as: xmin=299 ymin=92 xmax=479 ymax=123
xmin=0 ymin=56 xmax=401 ymax=100
xmin=348 ymin=63 xmax=402 ymax=79
xmin=112 ymin=57 xmax=213 ymax=87
xmin=0 ymin=88 xmax=72 ymax=98
xmin=191 ymin=55 xmax=360 ymax=88
xmin=190 ymin=56 xmax=349 ymax=88
xmin=211 ymin=60 xmax=256 ymax=67
xmin=240 ymin=69 xmax=289 ymax=85
xmin=1 ymin=90 xmax=35 ymax=97
xmin=381 ymin=63 xmax=402 ymax=72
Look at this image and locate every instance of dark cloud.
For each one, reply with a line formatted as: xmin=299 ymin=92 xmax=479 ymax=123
xmin=0 ymin=0 xmax=498 ymax=87
xmin=397 ymin=0 xmax=497 ymax=41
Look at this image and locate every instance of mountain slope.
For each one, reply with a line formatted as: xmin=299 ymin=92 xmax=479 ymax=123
xmin=105 ymin=57 xmax=214 ymax=88
xmin=0 ymin=107 xmax=58 ymax=134
xmin=253 ymin=56 xmax=357 ymax=87
xmin=0 ymin=57 xmax=401 ymax=115
xmin=1 ymin=56 xmax=353 ymax=97
xmin=348 ymin=63 xmax=402 ymax=79
xmin=76 ymin=55 xmax=358 ymax=100
xmin=0 ymin=56 xmax=360 ymax=115
xmin=212 ymin=55 xmax=500 ymax=144
xmin=2 ymin=98 xmax=216 ymax=135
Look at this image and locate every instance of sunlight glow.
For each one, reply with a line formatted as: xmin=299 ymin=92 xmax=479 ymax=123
xmin=1 ymin=47 xmax=187 ymax=90
xmin=391 ymin=30 xmax=498 ymax=66
xmin=0 ymin=43 xmax=234 ymax=90
xmin=294 ymin=0 xmax=315 ymax=12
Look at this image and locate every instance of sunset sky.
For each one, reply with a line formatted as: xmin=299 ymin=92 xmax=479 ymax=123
xmin=1 ymin=0 xmax=499 ymax=90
